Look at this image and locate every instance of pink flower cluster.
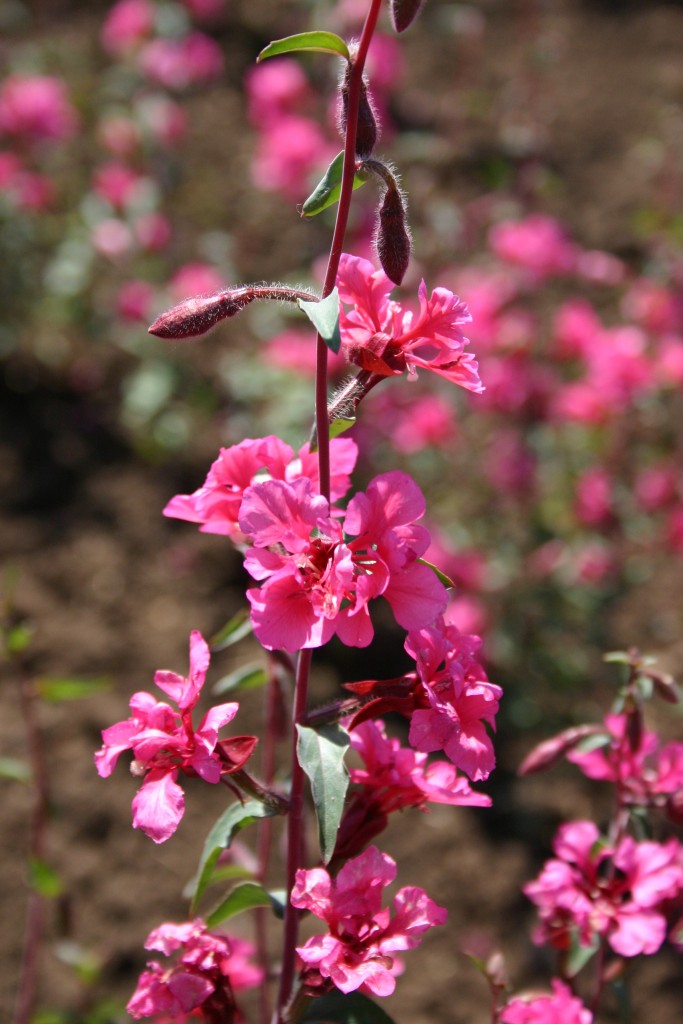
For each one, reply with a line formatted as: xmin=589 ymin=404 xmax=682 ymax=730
xmin=525 ymin=820 xmax=683 ymax=957
xmin=292 ymin=846 xmax=447 ymax=997
xmin=95 ymin=632 xmax=255 ymax=842
xmin=240 ymin=470 xmax=447 ymax=651
xmin=568 ymin=712 xmax=683 ymax=823
xmin=128 ymin=918 xmax=262 ymax=1020
xmin=500 ymin=979 xmax=593 ymax=1024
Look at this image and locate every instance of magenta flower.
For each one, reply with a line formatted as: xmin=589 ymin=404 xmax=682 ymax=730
xmin=127 ymin=918 xmax=262 ymax=1021
xmin=163 ymin=435 xmax=357 ymax=538
xmin=567 ymin=712 xmax=683 ymax=819
xmin=0 ymin=74 xmax=78 ymax=144
xmin=337 ymin=253 xmax=483 ymax=391
xmin=95 ymin=632 xmax=254 ymax=842
xmin=334 ymin=719 xmax=490 ymax=860
xmin=239 ymin=470 xmax=447 ymax=651
xmin=292 ymin=846 xmax=447 ymax=997
xmin=405 ymin=618 xmax=502 ymax=781
xmin=524 ymin=820 xmax=683 ymax=957
xmin=500 ymin=979 xmax=593 ymax=1024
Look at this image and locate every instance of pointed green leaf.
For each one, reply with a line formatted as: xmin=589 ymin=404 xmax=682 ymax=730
xmin=302 ymin=151 xmax=368 ymax=217
xmin=36 ymin=677 xmax=110 ymax=702
xmin=209 ymin=608 xmax=253 ymax=652
xmin=417 ymin=558 xmax=455 ymax=589
xmin=296 ymin=723 xmax=349 ymax=864
xmin=302 ymin=991 xmax=396 ymax=1024
xmin=268 ymin=888 xmax=287 ymax=919
xmin=29 ymin=857 xmax=63 ymax=899
xmin=206 ymin=881 xmax=274 ymax=928
xmin=190 ymin=800 xmax=277 ymax=911
xmin=298 ymin=289 xmax=341 ymax=354
xmin=213 ymin=663 xmax=268 ymax=695
xmin=258 ymin=31 xmax=349 ymax=63
xmin=0 ymin=756 xmax=31 ymax=782
xmin=330 ymin=417 xmax=356 ymax=439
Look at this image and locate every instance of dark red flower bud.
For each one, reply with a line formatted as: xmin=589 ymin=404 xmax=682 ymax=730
xmin=374 ymin=183 xmax=411 ymax=285
xmin=339 ymin=65 xmax=378 ymax=158
xmin=390 ymin=0 xmax=426 ymax=33
xmin=148 ymin=288 xmax=255 ymax=339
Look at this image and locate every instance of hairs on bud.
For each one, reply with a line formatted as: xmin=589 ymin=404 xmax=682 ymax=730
xmin=338 ymin=52 xmax=379 ymax=159
xmin=374 ymin=180 xmax=412 ymax=285
xmin=148 ymin=288 xmax=255 ymax=339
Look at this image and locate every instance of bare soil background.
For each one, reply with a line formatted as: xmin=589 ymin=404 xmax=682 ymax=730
xmin=2 ymin=2 xmax=683 ymax=1022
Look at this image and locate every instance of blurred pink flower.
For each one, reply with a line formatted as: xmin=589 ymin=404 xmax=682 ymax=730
xmin=337 ymin=253 xmax=482 ymax=391
xmin=93 ymin=161 xmax=143 ymax=209
xmin=116 ymin=279 xmax=156 ymax=323
xmin=292 ymin=846 xmax=447 ymax=997
xmin=128 ymin=919 xmax=262 ymax=1020
xmin=658 ymin=335 xmax=683 ymax=386
xmin=170 ymin=262 xmax=226 ymax=302
xmin=634 ymin=463 xmax=677 ymax=512
xmin=98 ymin=114 xmax=141 ymax=157
xmin=139 ymin=33 xmax=224 ymax=90
xmin=91 ymin=218 xmax=134 ymax=259
xmin=136 ymin=95 xmax=187 ymax=147
xmin=501 ymin=980 xmax=593 ymax=1024
xmin=181 ymin=0 xmax=226 ymax=21
xmin=246 ymin=60 xmax=313 ymax=127
xmin=265 ymin=327 xmax=347 ymax=376
xmin=251 ymin=114 xmax=334 ymax=198
xmin=574 ymin=467 xmax=613 ymax=527
xmin=101 ymin=0 xmax=155 ymax=56
xmin=0 ymin=74 xmax=78 ymax=143
xmin=135 ymin=211 xmax=172 ymax=250
xmin=489 ymin=214 xmax=577 ymax=281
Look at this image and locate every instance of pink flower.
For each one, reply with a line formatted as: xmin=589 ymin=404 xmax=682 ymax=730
xmin=0 ymin=75 xmax=78 ymax=143
xmin=240 ymin=471 xmax=447 ymax=651
xmin=170 ymin=262 xmax=225 ymax=302
xmin=524 ymin=821 xmax=683 ymax=957
xmin=246 ymin=60 xmax=313 ymax=128
xmin=337 ymin=254 xmax=482 ymax=391
xmin=163 ymin=435 xmax=358 ymax=537
xmin=92 ymin=161 xmax=144 ymax=209
xmin=501 ymin=979 xmax=593 ymax=1024
xmin=128 ymin=918 xmax=262 ymax=1020
xmin=488 ymin=214 xmax=577 ymax=281
xmin=567 ymin=712 xmax=683 ymax=816
xmin=135 ymin=211 xmax=173 ymax=250
xmin=265 ymin=327 xmax=347 ymax=377
xmin=406 ymin=618 xmax=501 ymax=781
xmin=116 ymin=279 xmax=156 ymax=323
xmin=95 ymin=632 xmax=253 ymax=842
xmin=101 ymin=0 xmax=155 ymax=56
xmin=574 ymin=467 xmax=613 ymax=527
xmin=292 ymin=846 xmax=447 ymax=997
xmin=251 ymin=114 xmax=335 ymax=199
xmin=139 ymin=33 xmax=224 ymax=90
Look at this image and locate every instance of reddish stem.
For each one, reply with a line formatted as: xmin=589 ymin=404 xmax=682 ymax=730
xmin=275 ymin=4 xmax=383 ymax=1021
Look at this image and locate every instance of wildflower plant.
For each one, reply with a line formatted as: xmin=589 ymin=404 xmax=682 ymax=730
xmin=88 ymin=3 xmax=683 ymax=1024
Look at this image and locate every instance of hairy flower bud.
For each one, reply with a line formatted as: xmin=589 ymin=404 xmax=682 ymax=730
xmin=518 ymin=725 xmax=606 ymax=776
xmin=339 ymin=63 xmax=378 ymax=158
xmin=390 ymin=0 xmax=426 ymax=33
xmin=148 ymin=288 xmax=255 ymax=339
xmin=374 ymin=182 xmax=412 ymax=285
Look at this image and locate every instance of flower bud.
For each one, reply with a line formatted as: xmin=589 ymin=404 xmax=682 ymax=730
xmin=148 ymin=288 xmax=255 ymax=339
xmin=518 ymin=724 xmax=606 ymax=776
xmin=339 ymin=64 xmax=378 ymax=158
xmin=374 ymin=183 xmax=411 ymax=285
xmin=390 ymin=0 xmax=425 ymax=33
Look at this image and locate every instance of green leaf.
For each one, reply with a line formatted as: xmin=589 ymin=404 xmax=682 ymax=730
xmin=206 ymin=881 xmax=274 ymax=928
xmin=190 ymin=800 xmax=277 ymax=911
xmin=330 ymin=416 xmax=356 ymax=439
xmin=417 ymin=558 xmax=455 ymax=589
xmin=213 ymin=663 xmax=268 ymax=695
xmin=566 ymin=929 xmax=599 ymax=978
xmin=302 ymin=151 xmax=368 ymax=217
xmin=298 ymin=289 xmax=341 ymax=354
xmin=29 ymin=857 xmax=63 ymax=899
xmin=258 ymin=31 xmax=349 ymax=63
xmin=209 ymin=609 xmax=253 ymax=652
xmin=302 ymin=991 xmax=396 ymax=1024
xmin=36 ymin=676 xmax=110 ymax=702
xmin=268 ymin=888 xmax=287 ymax=919
xmin=5 ymin=622 xmax=33 ymax=655
xmin=296 ymin=722 xmax=349 ymax=864
xmin=0 ymin=756 xmax=31 ymax=782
